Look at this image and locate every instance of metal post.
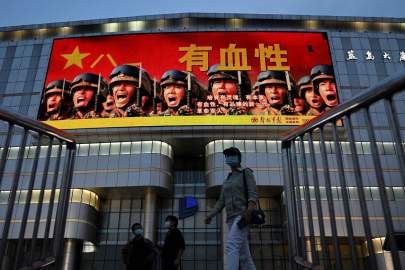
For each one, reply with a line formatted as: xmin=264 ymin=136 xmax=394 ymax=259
xmin=29 ymin=138 xmax=53 ymax=264
xmin=14 ymin=135 xmax=42 ymax=270
xmin=307 ymin=132 xmax=331 ymax=269
xmin=53 ymin=144 xmax=76 ymax=268
xmin=0 ymin=129 xmax=28 ymax=266
xmin=319 ymin=128 xmax=343 ymax=270
xmin=344 ymin=115 xmax=378 ymax=270
xmin=383 ymin=98 xmax=405 ymax=185
xmin=331 ymin=122 xmax=359 ymax=270
xmin=291 ymin=141 xmax=307 ymax=260
xmin=363 ymin=108 xmax=401 ymax=270
xmin=0 ymin=124 xmax=14 ymax=186
xmin=41 ymin=143 xmax=62 ymax=258
xmin=299 ymin=137 xmax=318 ymax=264
xmin=281 ymin=141 xmax=298 ymax=270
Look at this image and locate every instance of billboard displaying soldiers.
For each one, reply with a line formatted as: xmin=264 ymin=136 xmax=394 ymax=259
xmin=39 ymin=31 xmax=339 ymax=127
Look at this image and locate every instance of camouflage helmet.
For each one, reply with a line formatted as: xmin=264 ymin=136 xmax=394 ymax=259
xmin=256 ymin=70 xmax=290 ymax=95
xmin=297 ymin=75 xmax=312 ymax=99
xmin=310 ymin=65 xmax=335 ymax=94
xmin=71 ymin=73 xmax=108 ymax=96
xmin=109 ymin=64 xmax=153 ymax=96
xmin=160 ymin=70 xmax=187 ymax=88
xmin=44 ymin=80 xmax=71 ymax=98
xmin=207 ymin=64 xmax=251 ymax=96
xmin=160 ymin=69 xmax=207 ymax=100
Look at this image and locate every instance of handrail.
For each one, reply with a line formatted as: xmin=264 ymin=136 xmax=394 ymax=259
xmin=0 ymin=107 xmax=75 ymax=145
xmin=281 ymin=69 xmax=405 ymax=142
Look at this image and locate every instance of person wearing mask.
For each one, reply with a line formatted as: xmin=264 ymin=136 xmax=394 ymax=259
xmin=205 ymin=147 xmax=258 ymax=270
xmin=161 ymin=215 xmax=185 ymax=270
xmin=122 ymin=223 xmax=158 ymax=270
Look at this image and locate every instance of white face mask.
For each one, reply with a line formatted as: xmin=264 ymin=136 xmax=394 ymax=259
xmin=225 ymin=155 xmax=240 ymax=167
xmin=133 ymin=228 xmax=144 ymax=237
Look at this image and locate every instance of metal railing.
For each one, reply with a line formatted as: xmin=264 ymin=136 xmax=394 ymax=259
xmin=0 ymin=108 xmax=76 ymax=269
xmin=281 ymin=70 xmax=405 ymax=270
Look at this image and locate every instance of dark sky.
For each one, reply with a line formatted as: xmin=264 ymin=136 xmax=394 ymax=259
xmin=1 ymin=0 xmax=404 ymax=27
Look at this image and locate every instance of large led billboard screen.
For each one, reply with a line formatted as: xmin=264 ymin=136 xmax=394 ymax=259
xmin=39 ymin=32 xmax=338 ymax=129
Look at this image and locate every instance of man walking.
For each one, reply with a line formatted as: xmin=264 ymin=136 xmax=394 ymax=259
xmin=205 ymin=147 xmax=257 ymax=270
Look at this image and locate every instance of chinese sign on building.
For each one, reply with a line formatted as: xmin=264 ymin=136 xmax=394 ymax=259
xmin=40 ymin=32 xmax=338 ymax=129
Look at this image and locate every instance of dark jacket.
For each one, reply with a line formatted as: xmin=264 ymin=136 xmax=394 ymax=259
xmin=122 ymin=237 xmax=158 ymax=270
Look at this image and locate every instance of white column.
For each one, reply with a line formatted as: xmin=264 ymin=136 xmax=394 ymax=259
xmin=222 ymin=212 xmax=229 ymax=270
xmin=61 ymin=239 xmax=83 ymax=270
xmin=143 ymin=187 xmax=158 ymax=243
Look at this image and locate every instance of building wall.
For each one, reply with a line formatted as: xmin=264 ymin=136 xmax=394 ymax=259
xmin=0 ymin=13 xmax=404 ymax=269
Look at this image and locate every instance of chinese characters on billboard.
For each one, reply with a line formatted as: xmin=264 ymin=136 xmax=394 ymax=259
xmin=39 ymin=32 xmax=339 ymax=129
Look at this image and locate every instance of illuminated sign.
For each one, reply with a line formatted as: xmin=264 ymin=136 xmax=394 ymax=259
xmin=346 ymin=50 xmax=405 ymax=62
xmin=39 ymin=32 xmax=338 ymax=129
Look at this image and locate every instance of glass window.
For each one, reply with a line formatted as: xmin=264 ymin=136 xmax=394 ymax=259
xmin=161 ymin=142 xmax=169 ymax=157
xmin=355 ymin=142 xmax=363 ymax=154
xmin=222 ymin=140 xmax=234 ymax=150
xmin=8 ymin=147 xmax=19 ymax=159
xmin=0 ymin=191 xmax=10 ymax=204
xmin=31 ymin=190 xmax=39 ymax=203
xmin=120 ymin=142 xmax=131 ymax=155
xmin=168 ymin=145 xmax=173 ymax=159
xmin=131 ymin=142 xmax=141 ymax=154
xmin=39 ymin=145 xmax=49 ymax=158
xmin=319 ymin=187 xmax=327 ymax=200
xmin=206 ymin=142 xmax=214 ymax=156
xmin=234 ymin=140 xmax=245 ymax=152
xmin=18 ymin=191 xmax=27 ymax=204
xmin=370 ymin=187 xmax=380 ymax=200
xmin=312 ymin=141 xmax=321 ymax=154
xmin=142 ymin=141 xmax=153 ymax=153
xmin=383 ymin=142 xmax=395 ymax=155
xmin=51 ymin=144 xmax=61 ymax=157
xmin=245 ymin=140 xmax=255 ymax=152
xmin=393 ymin=187 xmax=405 ymax=200
xmin=27 ymin=146 xmax=38 ymax=158
xmin=71 ymin=189 xmax=82 ymax=203
xmin=110 ymin=142 xmax=120 ymax=155
xmin=256 ymin=140 xmax=266 ymax=153
xmin=214 ymin=140 xmax=223 ymax=153
xmin=385 ymin=187 xmax=394 ymax=201
xmin=266 ymin=141 xmax=278 ymax=153
xmin=341 ymin=142 xmax=351 ymax=154
xmin=99 ymin=143 xmax=110 ymax=155
xmin=78 ymin=144 xmax=89 ymax=156
xmin=348 ymin=187 xmax=358 ymax=200
xmin=43 ymin=190 xmax=51 ymax=203
xmin=89 ymin=143 xmax=99 ymax=156
xmin=82 ymin=189 xmax=91 ymax=205
xmin=152 ymin=141 xmax=161 ymax=154
xmin=362 ymin=142 xmax=371 ymax=155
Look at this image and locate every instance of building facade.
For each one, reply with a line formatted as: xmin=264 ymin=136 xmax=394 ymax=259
xmin=0 ymin=13 xmax=404 ymax=270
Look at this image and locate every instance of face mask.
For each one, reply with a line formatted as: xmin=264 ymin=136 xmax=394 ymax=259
xmin=133 ymin=228 xmax=144 ymax=237
xmin=164 ymin=221 xmax=171 ymax=228
xmin=225 ymin=155 xmax=240 ymax=167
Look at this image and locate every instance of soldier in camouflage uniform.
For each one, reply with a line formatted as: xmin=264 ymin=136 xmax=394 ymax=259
xmin=297 ymin=74 xmax=325 ymax=116
xmin=159 ymin=70 xmax=207 ymax=116
xmin=40 ymin=80 xmax=72 ymax=120
xmin=280 ymin=76 xmax=308 ymax=115
xmin=310 ymin=64 xmax=338 ymax=112
xmin=207 ymin=64 xmax=251 ymax=115
xmin=250 ymin=71 xmax=289 ymax=115
xmin=109 ymin=64 xmax=153 ymax=117
xmin=70 ymin=73 xmax=108 ymax=119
